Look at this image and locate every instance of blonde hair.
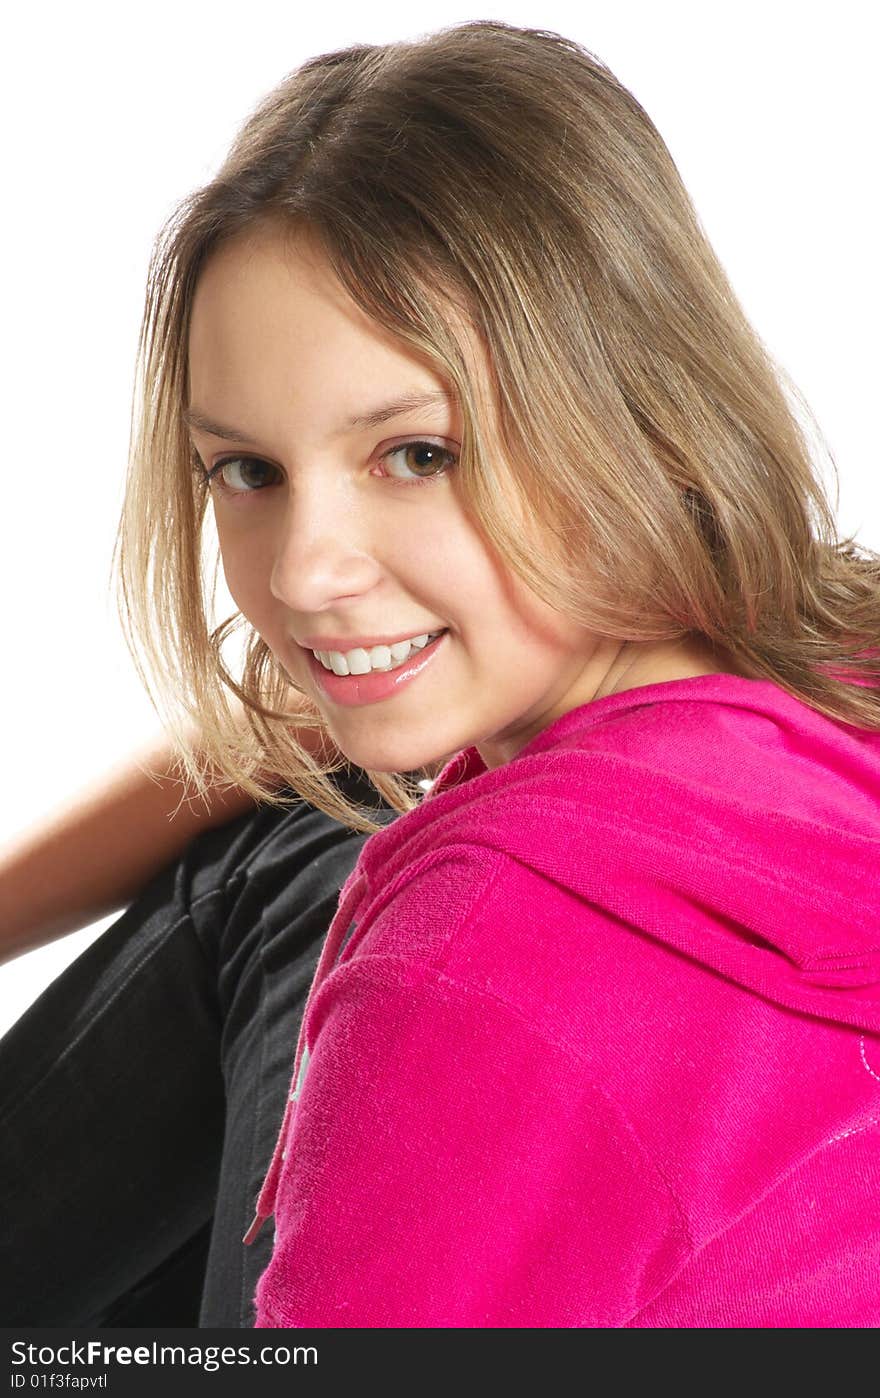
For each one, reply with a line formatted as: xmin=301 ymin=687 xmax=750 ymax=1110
xmin=114 ymin=19 xmax=880 ymax=835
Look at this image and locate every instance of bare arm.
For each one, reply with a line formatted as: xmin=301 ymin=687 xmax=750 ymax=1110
xmin=0 ymin=715 xmax=332 ymax=967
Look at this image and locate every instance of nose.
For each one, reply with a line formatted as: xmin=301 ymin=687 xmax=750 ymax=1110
xmin=268 ymin=475 xmax=383 ymax=613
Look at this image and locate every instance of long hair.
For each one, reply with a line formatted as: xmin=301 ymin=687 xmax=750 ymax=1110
xmin=113 ymin=19 xmax=880 ymax=834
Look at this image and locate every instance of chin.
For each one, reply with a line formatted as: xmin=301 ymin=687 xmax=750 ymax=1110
xmin=330 ymin=729 xmax=454 ymax=778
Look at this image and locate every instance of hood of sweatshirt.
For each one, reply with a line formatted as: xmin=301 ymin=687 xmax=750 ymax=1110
xmin=358 ymin=671 xmax=880 ymax=1032
xmin=245 ymin=671 xmax=880 ymax=1243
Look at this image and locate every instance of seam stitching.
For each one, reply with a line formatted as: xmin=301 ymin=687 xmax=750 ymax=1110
xmin=859 ymin=1036 xmax=880 ymax=1084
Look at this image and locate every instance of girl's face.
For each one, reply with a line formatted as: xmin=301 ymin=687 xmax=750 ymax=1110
xmin=187 ymin=226 xmax=716 ymax=773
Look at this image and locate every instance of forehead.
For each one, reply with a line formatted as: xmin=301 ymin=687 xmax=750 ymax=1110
xmin=190 ymin=226 xmax=402 ymax=368
xmin=187 ymin=224 xmax=498 ymax=433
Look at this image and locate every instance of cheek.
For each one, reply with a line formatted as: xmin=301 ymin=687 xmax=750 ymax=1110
xmin=425 ymin=507 xmax=506 ymax=597
xmin=216 ymin=522 xmax=273 ymax=621
xmin=484 ymin=554 xmax=584 ymax=659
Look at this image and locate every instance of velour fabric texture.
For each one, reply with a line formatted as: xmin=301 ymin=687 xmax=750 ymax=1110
xmin=249 ymin=673 xmax=880 ymax=1327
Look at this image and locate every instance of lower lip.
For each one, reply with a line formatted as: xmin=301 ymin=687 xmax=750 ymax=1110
xmin=304 ymin=631 xmax=449 ymax=708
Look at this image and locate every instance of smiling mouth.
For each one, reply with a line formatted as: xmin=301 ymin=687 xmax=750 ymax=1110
xmin=310 ymin=630 xmax=448 ymax=676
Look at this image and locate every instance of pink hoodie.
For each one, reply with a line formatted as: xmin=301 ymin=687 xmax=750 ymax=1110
xmin=249 ymin=672 xmax=880 ymax=1327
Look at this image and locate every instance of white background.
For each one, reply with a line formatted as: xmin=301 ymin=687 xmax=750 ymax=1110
xmin=1 ymin=0 xmax=877 ymax=1033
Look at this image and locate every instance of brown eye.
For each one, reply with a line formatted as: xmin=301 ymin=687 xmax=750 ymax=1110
xmin=382 ymin=441 xmax=458 ymax=483
xmin=208 ymin=456 xmax=281 ymax=494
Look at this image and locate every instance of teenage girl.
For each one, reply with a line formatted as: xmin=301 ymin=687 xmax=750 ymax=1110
xmin=2 ymin=20 xmax=879 ymax=1328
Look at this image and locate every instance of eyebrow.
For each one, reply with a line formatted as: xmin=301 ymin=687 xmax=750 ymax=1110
xmin=182 ymin=389 xmax=457 ymax=443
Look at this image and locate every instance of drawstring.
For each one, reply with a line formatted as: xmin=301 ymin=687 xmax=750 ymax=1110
xmin=242 ymin=865 xmax=367 ymax=1245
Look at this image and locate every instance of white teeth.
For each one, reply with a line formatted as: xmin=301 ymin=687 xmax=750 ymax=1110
xmin=369 ymin=645 xmax=392 ymax=672
xmin=314 ymin=630 xmax=445 ymax=676
xmin=347 ymin=648 xmax=372 ymax=675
